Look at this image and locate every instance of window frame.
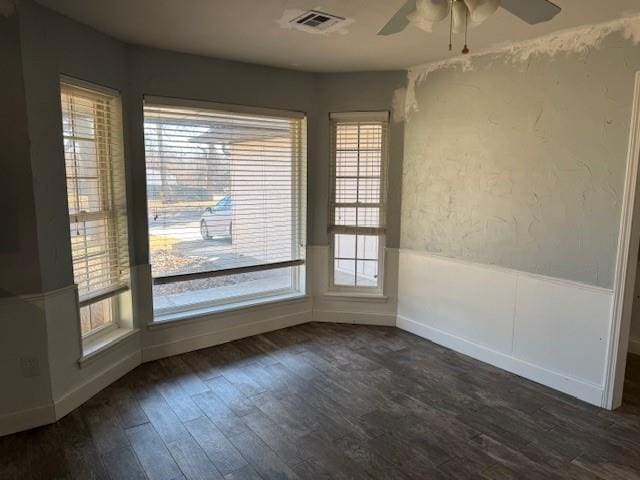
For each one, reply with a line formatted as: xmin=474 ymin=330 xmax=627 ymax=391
xmin=143 ymin=97 xmax=308 ymax=319
xmin=60 ymin=76 xmax=130 ymax=340
xmin=328 ymin=111 xmax=389 ymax=295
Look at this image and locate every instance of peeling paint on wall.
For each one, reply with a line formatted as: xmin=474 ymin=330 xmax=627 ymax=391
xmin=401 ymin=26 xmax=640 ymax=288
xmin=392 ymin=86 xmax=407 ymax=123
xmin=276 ymin=8 xmax=355 ymax=35
xmin=406 ymin=14 xmax=640 ymax=116
xmin=0 ymin=0 xmax=16 ymax=17
xmin=406 ymin=56 xmax=473 ymax=116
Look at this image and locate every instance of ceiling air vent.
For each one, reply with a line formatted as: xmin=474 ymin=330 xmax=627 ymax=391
xmin=290 ymin=10 xmax=344 ymax=31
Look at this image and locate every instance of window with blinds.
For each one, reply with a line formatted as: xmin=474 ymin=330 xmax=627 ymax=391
xmin=143 ymin=98 xmax=306 ymax=316
xmin=329 ymin=112 xmax=389 ymax=290
xmin=60 ymin=79 xmax=130 ymax=336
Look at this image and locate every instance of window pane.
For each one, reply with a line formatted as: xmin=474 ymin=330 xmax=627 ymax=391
xmin=358 ymin=178 xmax=380 ymax=204
xmin=336 ymin=178 xmax=357 ymax=203
xmin=359 ymin=150 xmax=381 ymax=177
xmin=335 ymin=124 xmax=359 ymax=149
xmin=333 ymin=235 xmax=380 ymax=288
xmin=356 ymin=207 xmax=380 ymax=227
xmin=80 ymin=297 xmax=112 ymax=336
xmin=334 ymin=207 xmax=356 ymax=226
xmin=357 ymin=235 xmax=379 ymax=260
xmin=359 ymin=124 xmax=383 ymax=149
xmin=356 ymin=260 xmax=378 ymax=287
xmin=334 ymin=259 xmax=356 ymax=287
xmin=336 ymin=150 xmax=358 ymax=176
xmin=334 ymin=234 xmax=356 ymax=259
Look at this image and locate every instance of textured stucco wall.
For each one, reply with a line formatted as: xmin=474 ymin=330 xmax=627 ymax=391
xmin=401 ymin=24 xmax=640 ymax=289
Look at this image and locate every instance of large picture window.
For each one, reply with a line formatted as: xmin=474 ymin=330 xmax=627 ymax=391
xmin=61 ymin=79 xmax=130 ymax=337
xmin=144 ymin=98 xmax=306 ymax=317
xmin=329 ymin=112 xmax=388 ymax=291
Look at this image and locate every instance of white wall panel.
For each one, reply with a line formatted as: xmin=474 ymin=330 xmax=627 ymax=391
xmin=513 ymin=275 xmax=612 ymax=386
xmin=398 ymin=251 xmax=516 ymax=353
xmin=397 ymin=249 xmax=614 ymax=406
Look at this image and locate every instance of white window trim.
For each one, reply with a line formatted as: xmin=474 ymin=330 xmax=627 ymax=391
xmin=154 ymin=284 xmax=301 ymax=318
xmin=151 ymin=291 xmax=309 ymax=327
xmin=78 ymin=326 xmax=139 ymax=367
xmin=143 ymin=98 xmax=308 ymax=319
xmin=144 ymin=95 xmax=306 ymax=120
xmin=328 ymin=111 xmax=389 ymax=295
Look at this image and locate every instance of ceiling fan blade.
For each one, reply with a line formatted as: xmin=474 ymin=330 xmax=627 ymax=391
xmin=501 ymin=0 xmax=561 ymax=24
xmin=378 ymin=0 xmax=417 ymax=36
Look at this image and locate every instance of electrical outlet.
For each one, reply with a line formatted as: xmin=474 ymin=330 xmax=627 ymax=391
xmin=20 ymin=356 xmax=40 ymax=378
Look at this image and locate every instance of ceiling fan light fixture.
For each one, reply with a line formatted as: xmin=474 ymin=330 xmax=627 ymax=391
xmin=464 ymin=0 xmax=501 ymax=24
xmin=451 ymin=0 xmax=469 ymax=34
xmin=411 ymin=0 xmax=451 ymax=23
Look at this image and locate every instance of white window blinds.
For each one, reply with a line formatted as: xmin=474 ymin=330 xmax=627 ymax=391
xmin=61 ymin=81 xmax=130 ymax=306
xmin=143 ymin=99 xmax=307 ymax=285
xmin=329 ymin=112 xmax=389 ymax=236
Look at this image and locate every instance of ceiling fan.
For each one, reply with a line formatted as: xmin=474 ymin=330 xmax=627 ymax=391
xmin=378 ymin=0 xmax=561 ymax=54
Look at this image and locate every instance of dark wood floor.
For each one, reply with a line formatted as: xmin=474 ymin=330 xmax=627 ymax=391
xmin=2 ymin=322 xmax=640 ymax=480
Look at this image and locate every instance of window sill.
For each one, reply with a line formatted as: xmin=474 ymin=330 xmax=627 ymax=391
xmin=320 ymin=291 xmax=389 ymax=303
xmin=78 ymin=327 xmax=139 ymax=368
xmin=149 ymin=291 xmax=310 ymax=329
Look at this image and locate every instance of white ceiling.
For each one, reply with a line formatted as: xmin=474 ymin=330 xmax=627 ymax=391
xmin=35 ymin=0 xmax=640 ymax=72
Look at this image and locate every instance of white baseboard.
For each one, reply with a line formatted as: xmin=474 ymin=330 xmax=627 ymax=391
xmin=629 ymin=336 xmax=640 ymax=356
xmin=54 ymin=350 xmax=141 ymax=420
xmin=142 ymin=309 xmax=312 ymax=362
xmin=0 ymin=403 xmax=55 ymax=437
xmin=313 ymin=309 xmax=396 ymax=326
xmin=0 ymin=350 xmax=142 ymax=437
xmin=397 ymin=315 xmax=605 ymax=406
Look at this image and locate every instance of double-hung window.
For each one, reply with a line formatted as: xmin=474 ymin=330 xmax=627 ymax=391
xmin=60 ymin=79 xmax=130 ymax=337
xmin=144 ymin=98 xmax=307 ymax=318
xmin=329 ymin=112 xmax=389 ymax=292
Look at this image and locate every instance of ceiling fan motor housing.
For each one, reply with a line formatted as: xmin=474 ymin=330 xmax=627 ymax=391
xmin=413 ymin=0 xmax=451 ymax=23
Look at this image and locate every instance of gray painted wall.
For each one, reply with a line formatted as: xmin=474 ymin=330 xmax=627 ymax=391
xmin=17 ymin=0 xmax=130 ymax=293
xmin=0 ymin=9 xmax=41 ymax=296
xmin=401 ymin=32 xmax=640 ymax=288
xmin=0 ymin=6 xmax=53 ymax=422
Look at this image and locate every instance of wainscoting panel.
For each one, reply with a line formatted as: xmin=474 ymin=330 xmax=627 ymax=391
xmin=397 ymin=250 xmax=613 ymax=406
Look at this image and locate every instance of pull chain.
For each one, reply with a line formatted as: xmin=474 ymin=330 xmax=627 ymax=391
xmin=448 ymin=0 xmax=453 ymax=51
xmin=462 ymin=7 xmax=469 ymax=54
